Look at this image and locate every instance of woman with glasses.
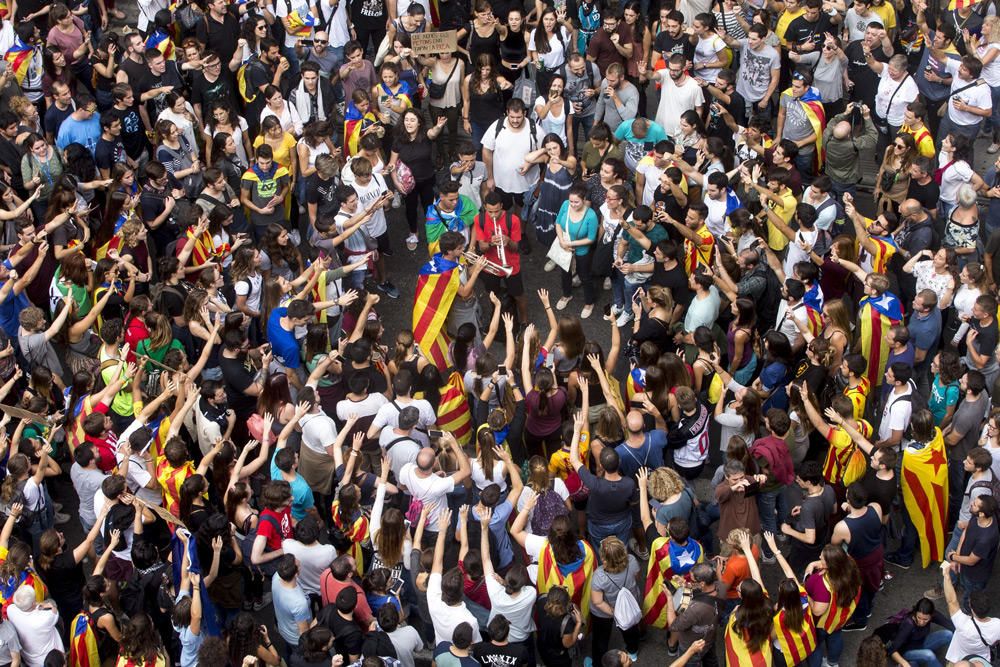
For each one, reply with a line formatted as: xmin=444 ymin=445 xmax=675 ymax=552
xmin=204 ymin=101 xmax=252 ymax=167
xmin=789 ymin=33 xmax=847 ymax=118
xmin=231 ymin=16 xmax=269 ymax=72
xmin=874 ymin=131 xmax=916 ymax=214
xmin=461 ymin=53 xmax=512 ymax=149
xmin=20 ymin=133 xmax=65 ymax=224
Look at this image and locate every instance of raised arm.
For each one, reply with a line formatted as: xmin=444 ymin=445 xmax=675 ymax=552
xmin=431 ymin=507 xmax=452 ymax=575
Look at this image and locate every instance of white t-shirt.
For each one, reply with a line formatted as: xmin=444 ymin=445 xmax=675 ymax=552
xmin=379 ymin=429 xmax=422 ymax=480
xmin=980 ymin=44 xmax=1000 ymax=87
xmin=879 ymin=385 xmax=914 ymax=443
xmin=300 ymin=411 xmax=338 ymax=456
xmin=534 ymin=95 xmax=574 ymax=145
xmin=482 ymin=119 xmax=545 ymax=194
xmin=844 ymin=8 xmax=879 ymax=40
xmin=704 ymin=191 xmax=729 ymax=237
xmin=235 ymin=271 xmax=263 ymax=312
xmin=946 ymin=611 xmax=1000 ymax=663
xmin=693 ymin=34 xmax=727 ymax=83
xmin=784 ymin=228 xmax=818 ymax=277
xmin=939 ymin=158 xmax=975 ymax=205
xmin=388 ymin=626 xmax=423 ymax=667
xmin=7 ymin=606 xmax=62 ymax=667
xmin=875 ymin=67 xmax=919 ymax=127
xmin=370 ymin=399 xmax=436 ymax=445
xmin=485 ymin=575 xmax=537 ymax=642
xmin=397 ymin=463 xmax=455 ymax=525
xmin=470 ymin=459 xmax=507 ymax=492
xmin=635 ymin=157 xmax=667 ymax=206
xmin=653 ymin=73 xmax=704 ymax=138
xmin=275 ymin=0 xmax=317 ymax=48
xmin=426 ymin=572 xmax=483 ymax=645
xmin=350 ymin=174 xmax=389 ymax=237
xmin=282 ymin=540 xmax=337 ymax=596
xmin=528 ymin=26 xmax=572 ymax=69
xmin=945 ymin=59 xmax=993 ymax=126
xmin=335 ymin=393 xmax=388 ymax=422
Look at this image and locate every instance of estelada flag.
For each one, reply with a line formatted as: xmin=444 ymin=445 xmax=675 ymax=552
xmin=331 ymin=500 xmax=370 ymax=574
xmin=437 ymin=370 xmax=472 ymax=446
xmin=642 ymin=536 xmax=704 ymax=628
xmin=145 ymin=29 xmax=175 ymax=61
xmin=343 ymin=103 xmax=379 ymax=157
xmin=285 ymin=10 xmax=317 ymax=37
xmin=4 ymin=39 xmax=33 ymax=86
xmin=69 ymin=612 xmax=99 ymax=667
xmin=859 ymin=291 xmax=902 ymax=388
xmin=310 ymin=268 xmax=329 ymax=323
xmin=537 ymin=539 xmax=596 ymax=620
xmin=822 ymin=419 xmax=872 ymax=487
xmin=724 ymin=613 xmax=773 ymax=666
xmin=0 ymin=544 xmax=47 ymax=613
xmin=413 ymin=253 xmax=460 ymax=372
xmin=780 ymin=85 xmax=827 ymax=169
xmin=902 ymin=427 xmax=949 ymax=568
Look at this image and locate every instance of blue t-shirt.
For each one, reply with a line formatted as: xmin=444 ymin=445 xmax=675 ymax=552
xmin=473 ymin=501 xmax=515 ymax=569
xmin=556 ymin=201 xmax=598 ymax=257
xmin=0 ymin=286 xmax=29 ymax=337
xmin=271 ymin=574 xmax=312 ymax=646
xmin=616 ymin=431 xmax=667 ymax=477
xmin=271 ymin=449 xmax=315 ymax=520
xmin=267 ymin=307 xmax=301 ymax=369
xmin=930 ymin=376 xmax=961 ymax=426
xmin=908 ymin=308 xmax=942 ymax=366
xmin=172 ymin=591 xmax=204 ymax=667
xmin=55 ymin=116 xmax=102 ymax=155
xmin=760 ymin=361 xmax=790 ymax=411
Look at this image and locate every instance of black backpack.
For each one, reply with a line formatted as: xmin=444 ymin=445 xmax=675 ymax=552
xmin=757 ymin=264 xmax=784 ymax=333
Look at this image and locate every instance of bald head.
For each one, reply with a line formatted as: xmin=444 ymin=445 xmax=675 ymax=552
xmin=832 ymin=120 xmax=852 ymax=140
xmin=899 ymin=199 xmax=923 ymax=217
xmin=626 ymin=410 xmax=644 ymax=434
xmin=416 ymin=448 xmax=436 ymax=471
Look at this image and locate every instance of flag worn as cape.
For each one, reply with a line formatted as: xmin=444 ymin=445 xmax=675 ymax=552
xmin=69 ymin=612 xmax=100 ymax=667
xmin=183 ymin=226 xmax=221 ymax=268
xmin=642 ymin=536 xmax=704 ymax=628
xmin=344 ymin=103 xmax=379 ymax=157
xmin=902 ymin=427 xmax=949 ymax=568
xmin=426 ymin=195 xmax=477 ymax=256
xmin=0 ymin=544 xmax=46 ymax=615
xmin=156 ymin=458 xmax=195 ymax=518
xmin=437 ymin=370 xmax=472 ymax=445
xmin=803 ymin=282 xmax=824 ymax=311
xmin=774 ymin=586 xmax=817 ymax=666
xmin=413 ymin=254 xmax=460 ymax=372
xmin=538 ymin=539 xmax=596 ymax=620
xmin=331 ymin=500 xmax=370 ymax=574
xmin=725 ymin=613 xmax=773 ymax=666
xmin=780 ymin=86 xmax=827 ymax=168
xmin=311 ymin=268 xmax=329 ymax=324
xmin=145 ymin=30 xmax=175 ymax=61
xmin=3 ymin=39 xmax=32 ymax=86
xmin=859 ymin=291 xmax=903 ymax=387
xmin=822 ymin=420 xmax=872 ymax=487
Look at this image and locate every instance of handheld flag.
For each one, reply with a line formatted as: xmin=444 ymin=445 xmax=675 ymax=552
xmin=4 ymin=39 xmax=33 ymax=86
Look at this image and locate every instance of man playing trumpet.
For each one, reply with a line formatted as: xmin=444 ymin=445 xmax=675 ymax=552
xmin=473 ymin=192 xmax=528 ymax=325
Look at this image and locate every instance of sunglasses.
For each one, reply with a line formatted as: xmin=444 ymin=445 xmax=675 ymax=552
xmin=314 ymin=39 xmax=328 ymax=43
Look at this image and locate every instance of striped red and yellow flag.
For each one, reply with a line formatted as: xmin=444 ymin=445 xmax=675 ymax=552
xmin=642 ymin=537 xmax=688 ymax=628
xmin=331 ymin=500 xmax=370 ymax=574
xmin=437 ymin=370 xmax=472 ymax=446
xmin=822 ymin=420 xmax=872 ymax=487
xmin=156 ymin=457 xmax=194 ymax=518
xmin=145 ymin=29 xmax=175 ymax=60
xmin=844 ymin=378 xmax=870 ymax=421
xmin=858 ymin=291 xmax=902 ymax=388
xmin=774 ymin=587 xmax=817 ymax=665
xmin=413 ymin=254 xmax=460 ymax=372
xmin=4 ymin=40 xmax=33 ymax=86
xmin=311 ymin=269 xmax=328 ymax=324
xmin=184 ymin=226 xmax=219 ymax=268
xmin=69 ymin=613 xmax=100 ymax=667
xmin=724 ymin=613 xmax=773 ymax=667
xmin=813 ymin=574 xmax=860 ymax=634
xmin=803 ymin=305 xmax=823 ymax=339
xmin=902 ymin=427 xmax=949 ymax=568
xmin=538 ymin=539 xmax=595 ymax=620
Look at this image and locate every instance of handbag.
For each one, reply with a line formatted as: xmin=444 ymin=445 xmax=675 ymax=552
xmin=428 ymin=59 xmax=458 ymax=100
xmin=394 ymin=160 xmax=416 ymax=195
xmin=546 ymin=209 xmax=574 ymax=272
xmin=970 ymin=613 xmax=1000 ymax=667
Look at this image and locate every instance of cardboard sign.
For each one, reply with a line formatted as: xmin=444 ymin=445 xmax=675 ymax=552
xmin=0 ymin=404 xmax=46 ymax=423
xmin=411 ymin=30 xmax=458 ymax=56
xmin=135 ymin=497 xmax=186 ymax=527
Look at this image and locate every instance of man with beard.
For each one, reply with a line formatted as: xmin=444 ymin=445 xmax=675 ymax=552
xmin=651 ymin=9 xmax=693 ymax=66
xmin=845 ymin=22 xmax=892 ymax=112
xmin=644 ymin=54 xmax=704 ymax=139
xmin=593 ymin=63 xmax=638 ymax=130
xmin=289 ymin=61 xmax=336 ymax=125
xmin=115 ymin=32 xmax=148 ymax=95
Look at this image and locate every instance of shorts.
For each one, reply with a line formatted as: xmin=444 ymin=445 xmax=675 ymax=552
xmin=480 ymin=270 xmax=525 ymax=297
xmin=103 ymin=554 xmax=134 ymax=582
xmin=376 ymin=230 xmax=391 ymax=254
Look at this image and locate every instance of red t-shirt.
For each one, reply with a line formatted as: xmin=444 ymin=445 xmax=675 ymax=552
xmin=473 ymin=212 xmax=522 ymax=275
xmin=458 ymin=559 xmax=491 ymax=610
xmin=258 ymin=507 xmax=293 ymax=551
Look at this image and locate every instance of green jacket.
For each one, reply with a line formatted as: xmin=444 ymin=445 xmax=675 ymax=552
xmin=822 ymin=112 xmax=878 ymax=185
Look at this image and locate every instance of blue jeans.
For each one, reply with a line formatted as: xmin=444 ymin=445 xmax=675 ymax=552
xmin=328 ymin=46 xmax=345 ymax=103
xmin=830 ymin=179 xmax=857 ymax=205
xmin=807 ymin=629 xmax=844 ymax=667
xmin=937 ymin=113 xmax=981 ymax=148
xmin=573 ymin=114 xmax=595 ymax=145
xmin=588 ymin=514 xmax=632 ymax=559
xmin=901 ymin=629 xmax=954 ymax=667
xmin=794 ymin=150 xmax=815 ymax=184
xmin=988 ymin=85 xmax=1000 ymax=139
xmin=611 ymin=271 xmax=640 ymax=311
xmin=470 ymin=121 xmax=489 ymax=155
xmin=959 ymin=572 xmax=988 ymax=611
xmin=757 ymin=488 xmax=788 ymax=558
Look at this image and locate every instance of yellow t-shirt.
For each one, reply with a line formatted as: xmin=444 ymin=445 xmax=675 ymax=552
xmin=776 ymin=8 xmax=806 ymax=46
xmin=872 ymin=2 xmax=897 ymax=31
xmin=899 ymin=124 xmax=935 ymax=159
xmin=767 ymin=188 xmax=797 ymax=251
xmin=253 ymin=133 xmax=298 ymax=170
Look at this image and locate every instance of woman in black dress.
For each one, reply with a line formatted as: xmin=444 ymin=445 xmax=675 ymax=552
xmin=498 ymin=7 xmax=529 ymax=83
xmin=461 ymin=54 xmax=512 ymax=150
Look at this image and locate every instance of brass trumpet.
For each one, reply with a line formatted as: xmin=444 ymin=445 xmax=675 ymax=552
xmin=463 ymin=251 xmax=512 ymax=277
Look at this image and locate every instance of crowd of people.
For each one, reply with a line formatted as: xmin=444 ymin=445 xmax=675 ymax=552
xmin=3 ymin=0 xmax=1000 ymax=664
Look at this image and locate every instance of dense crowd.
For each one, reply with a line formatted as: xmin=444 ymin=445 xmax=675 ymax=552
xmin=1 ymin=0 xmax=1000 ymax=665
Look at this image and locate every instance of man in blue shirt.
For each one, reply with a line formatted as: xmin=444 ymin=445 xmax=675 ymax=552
xmin=909 ymin=289 xmax=943 ymax=399
xmin=267 ymin=298 xmax=314 ymax=392
xmin=614 ymin=117 xmax=668 ymax=171
xmin=55 ymin=95 xmax=101 ymax=155
xmin=469 ymin=446 xmax=524 ymax=571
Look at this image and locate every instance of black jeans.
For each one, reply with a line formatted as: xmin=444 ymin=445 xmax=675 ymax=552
xmin=591 ymin=614 xmax=640 ymax=663
xmin=405 ymin=177 xmax=436 ymax=235
xmin=354 ymin=24 xmax=386 ymax=59
xmin=560 ymin=249 xmax=595 ymax=305
xmin=429 ymin=104 xmax=461 ymax=162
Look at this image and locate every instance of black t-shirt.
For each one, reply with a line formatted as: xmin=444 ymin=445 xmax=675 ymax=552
xmin=472 ymin=641 xmax=530 ymax=666
xmin=318 ymin=607 xmax=365 ymax=659
xmin=653 ymin=31 xmax=694 ymax=62
xmin=95 ymin=137 xmax=126 ymax=172
xmin=845 ymin=41 xmax=888 ymax=106
xmin=306 ymin=173 xmax=340 ymax=221
xmin=0 ymin=138 xmax=24 ymax=192
xmin=219 ymin=353 xmax=259 ymax=414
xmin=120 ymin=58 xmax=149 ymax=96
xmin=436 ymin=0 xmax=469 ymax=32
xmin=707 ymin=89 xmax=746 ymax=144
xmin=195 ymin=11 xmax=241 ymax=66
xmin=190 ymin=71 xmax=238 ymax=113
xmin=960 ymin=517 xmax=999 ymax=583
xmin=785 ymin=14 xmax=834 ymax=50
xmin=108 ymin=105 xmax=150 ymax=160
xmin=862 ymin=468 xmax=897 ymax=517
xmin=971 ymin=317 xmax=999 ymax=363
xmin=44 ymin=104 xmax=74 ymax=139
xmin=652 ymin=186 xmax=686 ymax=226
xmin=350 ymin=0 xmax=387 ymax=28
xmin=392 ymin=136 xmax=435 ymax=181
xmin=341 ymin=358 xmax=388 ymax=396
xmin=38 ymin=551 xmax=85 ymax=602
xmin=651 ymin=261 xmax=693 ymax=309
xmin=907 ymin=179 xmax=940 ymax=213
xmin=139 ymin=188 xmax=181 ymax=254
xmin=138 ymin=62 xmax=185 ymax=121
